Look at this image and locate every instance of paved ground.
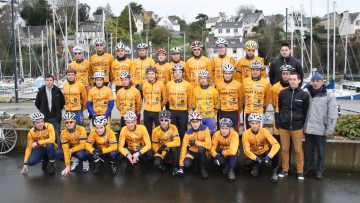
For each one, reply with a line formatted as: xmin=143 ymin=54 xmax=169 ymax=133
xmin=0 ymin=152 xmax=359 ymax=203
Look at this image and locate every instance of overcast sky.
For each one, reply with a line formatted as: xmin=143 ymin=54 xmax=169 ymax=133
xmin=84 ymin=0 xmax=359 ymax=22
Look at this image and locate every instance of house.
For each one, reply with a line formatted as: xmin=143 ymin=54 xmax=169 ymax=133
xmin=19 ymin=26 xmax=48 ymax=46
xmin=206 ymin=17 xmax=221 ymax=29
xmin=281 ymin=13 xmax=311 ymax=32
xmin=206 ymin=38 xmax=245 ymax=61
xmin=319 ymin=12 xmax=342 ymax=30
xmin=156 ymin=16 xmax=180 ymax=32
xmin=145 ymin=11 xmax=159 ymax=21
xmin=133 ymin=14 xmax=144 ymax=33
xmin=265 ymin=14 xmax=284 ymax=26
xmin=213 ymin=12 xmax=265 ymax=39
xmin=339 ymin=11 xmax=360 ymax=36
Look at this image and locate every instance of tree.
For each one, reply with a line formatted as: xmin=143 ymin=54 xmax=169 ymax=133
xmin=195 ymin=13 xmax=208 ymax=27
xmin=186 ymin=22 xmax=202 ymax=42
xmin=93 ymin=6 xmax=104 ymax=16
xmin=79 ymin=3 xmax=91 ymax=23
xmin=107 ymin=18 xmax=129 ymax=42
xmin=19 ymin=0 xmax=33 ymax=23
xmin=129 ymin=2 xmax=143 ymax=15
xmin=178 ymin=19 xmax=187 ymax=32
xmin=237 ymin=4 xmax=255 ymax=16
xmin=27 ymin=0 xmax=52 ymax=26
xmin=117 ymin=6 xmax=137 ymax=34
xmin=149 ymin=26 xmax=171 ymax=46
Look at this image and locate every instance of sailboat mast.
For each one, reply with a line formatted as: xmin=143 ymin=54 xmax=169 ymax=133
xmin=327 ymin=0 xmax=330 ymax=81
xmin=28 ymin=26 xmax=31 ymax=77
xmin=332 ymin=1 xmax=336 ymax=80
xmin=300 ymin=5 xmax=304 ymax=68
xmin=17 ymin=25 xmax=23 ymax=79
xmin=75 ymin=0 xmax=79 ymax=44
xmin=129 ymin=3 xmax=134 ymax=60
xmin=310 ymin=1 xmax=313 ymax=75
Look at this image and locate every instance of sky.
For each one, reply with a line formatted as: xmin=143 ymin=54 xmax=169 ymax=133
xmin=84 ymin=0 xmax=360 ymax=22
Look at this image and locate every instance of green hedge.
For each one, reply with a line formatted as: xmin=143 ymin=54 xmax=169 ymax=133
xmin=335 ymin=115 xmax=360 ymax=140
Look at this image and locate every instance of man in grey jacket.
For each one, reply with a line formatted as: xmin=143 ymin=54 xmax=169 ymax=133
xmin=304 ymin=73 xmax=338 ymax=179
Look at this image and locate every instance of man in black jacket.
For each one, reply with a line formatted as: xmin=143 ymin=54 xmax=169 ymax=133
xmin=35 ymin=74 xmax=65 ymax=144
xmin=278 ymin=72 xmax=309 ymax=181
xmin=269 ymin=43 xmax=304 ymax=85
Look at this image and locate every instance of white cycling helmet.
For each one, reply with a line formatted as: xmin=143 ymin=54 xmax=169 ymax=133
xmin=93 ymin=115 xmax=108 ymax=126
xmin=30 ymin=112 xmax=45 ymax=121
xmin=170 ymin=47 xmax=182 ymax=54
xmin=73 ymin=45 xmax=84 ymax=53
xmin=215 ymin=38 xmax=228 ymax=47
xmin=93 ymin=72 xmax=105 ymax=79
xmin=244 ymin=40 xmax=257 ymax=49
xmin=250 ymin=60 xmax=263 ymax=69
xmin=95 ymin=38 xmax=105 ymax=45
xmin=219 ymin=118 xmax=233 ymax=127
xmin=248 ymin=113 xmax=262 ymax=122
xmin=115 ymin=42 xmax=126 ymax=51
xmin=63 ymin=112 xmax=76 ymax=121
xmin=120 ymin=72 xmax=130 ymax=79
xmin=198 ymin=70 xmax=209 ymax=78
xmin=137 ymin=42 xmax=148 ymax=49
xmin=222 ymin=63 xmax=235 ymax=72
xmin=172 ymin=64 xmax=184 ymax=72
xmin=280 ymin=64 xmax=294 ymax=72
xmin=124 ymin=112 xmax=137 ymax=121
xmin=189 ymin=111 xmax=202 ymax=121
xmin=191 ymin=41 xmax=203 ymax=49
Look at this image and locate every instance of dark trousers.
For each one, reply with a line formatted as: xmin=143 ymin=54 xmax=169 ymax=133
xmin=154 ymin=147 xmax=179 ymax=168
xmin=45 ymin=118 xmax=61 ymax=145
xmin=213 ymin=154 xmax=238 ymax=169
xmin=27 ymin=144 xmax=55 ymax=165
xmin=169 ymin=110 xmax=188 ymax=138
xmin=143 ymin=110 xmax=160 ymax=138
xmin=219 ymin=110 xmax=239 ymax=131
xmin=85 ymin=150 xmax=119 ymax=163
xmin=244 ymin=152 xmax=279 ymax=169
xmin=184 ymin=147 xmax=207 ymax=169
xmin=55 ymin=149 xmax=88 ymax=162
xmin=305 ymin=134 xmax=326 ymax=173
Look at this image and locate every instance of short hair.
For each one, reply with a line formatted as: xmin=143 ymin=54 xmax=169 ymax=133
xmin=281 ymin=42 xmax=290 ymax=49
xmin=289 ymin=71 xmax=301 ymax=80
xmin=45 ymin=74 xmax=54 ymax=80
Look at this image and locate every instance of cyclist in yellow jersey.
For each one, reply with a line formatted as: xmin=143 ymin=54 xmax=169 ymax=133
xmin=165 ymin=47 xmax=186 ymax=83
xmin=155 ymin=49 xmax=168 ymax=84
xmin=87 ymin=72 xmax=114 ymax=127
xmin=56 ymin=112 xmax=89 ymax=176
xmin=90 ymin=38 xmax=114 ymax=86
xmin=142 ymin=66 xmax=168 ymax=137
xmin=130 ymin=43 xmax=156 ymax=93
xmin=212 ymin=38 xmax=236 ymax=86
xmin=242 ymin=113 xmax=280 ymax=183
xmin=118 ymin=112 xmax=153 ymax=174
xmin=111 ymin=42 xmax=132 ymax=92
xmin=271 ymin=65 xmax=291 ymax=138
xmin=236 ymin=40 xmax=266 ymax=83
xmin=178 ymin=112 xmax=211 ymax=179
xmin=211 ymin=118 xmax=239 ymax=181
xmin=185 ymin=41 xmax=213 ymax=88
xmin=63 ymin=68 xmax=87 ymax=125
xmin=68 ymin=45 xmax=91 ymax=91
xmin=20 ymin=113 xmax=56 ymax=175
xmin=242 ymin=60 xmax=271 ymax=130
xmin=152 ymin=110 xmax=181 ymax=175
xmin=116 ymin=72 xmax=142 ymax=128
xmin=192 ymin=70 xmax=220 ymax=134
xmin=216 ymin=63 xmax=242 ymax=131
xmin=165 ymin=64 xmax=192 ymax=138
xmin=85 ymin=116 xmax=119 ymax=175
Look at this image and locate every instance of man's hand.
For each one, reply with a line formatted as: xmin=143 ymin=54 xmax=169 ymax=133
xmin=61 ymin=166 xmax=71 ymax=176
xmin=31 ymin=141 xmax=38 ymax=148
xmin=188 ymin=140 xmax=197 ymax=147
xmin=132 ymin=152 xmax=140 ymax=164
xmin=20 ymin=165 xmax=28 ymax=175
xmin=126 ymin=154 xmax=134 ymax=165
xmin=157 ymin=144 xmax=167 ymax=154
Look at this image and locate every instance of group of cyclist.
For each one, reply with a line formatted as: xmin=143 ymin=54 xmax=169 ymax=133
xmin=20 ymin=37 xmax=305 ymax=183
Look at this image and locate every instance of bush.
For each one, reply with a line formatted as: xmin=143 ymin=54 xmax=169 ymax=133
xmin=334 ymin=115 xmax=360 ymax=140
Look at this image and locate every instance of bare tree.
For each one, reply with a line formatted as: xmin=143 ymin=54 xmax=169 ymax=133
xmin=236 ymin=4 xmax=255 ymax=16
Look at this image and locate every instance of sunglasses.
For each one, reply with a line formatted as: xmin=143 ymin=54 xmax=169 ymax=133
xmin=96 ymin=44 xmax=104 ymax=47
xmin=160 ymin=119 xmax=169 ymax=122
xmin=74 ymin=52 xmax=82 ymax=55
xmin=247 ymin=49 xmax=255 ymax=52
xmin=65 ymin=121 xmax=75 ymax=124
xmin=193 ymin=49 xmax=201 ymax=51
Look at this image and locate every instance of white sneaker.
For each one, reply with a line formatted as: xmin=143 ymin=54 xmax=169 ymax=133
xmin=82 ymin=160 xmax=90 ymax=173
xmin=70 ymin=157 xmax=80 ymax=171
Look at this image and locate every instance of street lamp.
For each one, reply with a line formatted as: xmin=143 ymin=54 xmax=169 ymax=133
xmin=0 ymin=0 xmax=18 ymax=102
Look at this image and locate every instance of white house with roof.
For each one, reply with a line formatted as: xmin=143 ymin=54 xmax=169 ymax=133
xmin=281 ymin=13 xmax=311 ymax=33
xmin=206 ymin=38 xmax=245 ymax=61
xmin=157 ymin=16 xmax=180 ymax=32
xmin=339 ymin=11 xmax=360 ymax=36
xmin=133 ymin=14 xmax=144 ymax=33
xmin=214 ymin=21 xmax=243 ymax=38
xmin=319 ymin=12 xmax=342 ymax=30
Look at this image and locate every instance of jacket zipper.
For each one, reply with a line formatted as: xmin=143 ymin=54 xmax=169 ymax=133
xmin=290 ymin=89 xmax=294 ymax=130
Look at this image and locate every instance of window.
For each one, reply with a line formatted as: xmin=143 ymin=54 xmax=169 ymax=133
xmin=226 ymin=28 xmax=230 ymax=33
xmin=356 ymin=20 xmax=360 ymax=26
xmin=218 ymin=29 xmax=222 ymax=33
xmin=233 ymin=49 xmax=237 ymax=54
xmin=234 ymin=28 xmax=238 ymax=33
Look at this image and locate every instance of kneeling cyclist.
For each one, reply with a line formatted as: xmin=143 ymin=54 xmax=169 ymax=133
xmin=211 ymin=118 xmax=239 ymax=181
xmin=85 ymin=116 xmax=119 ymax=175
xmin=152 ymin=110 xmax=181 ymax=175
xmin=56 ymin=112 xmax=89 ymax=176
xmin=242 ymin=113 xmax=280 ymax=182
xmin=178 ymin=112 xmax=211 ymax=179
